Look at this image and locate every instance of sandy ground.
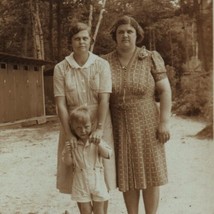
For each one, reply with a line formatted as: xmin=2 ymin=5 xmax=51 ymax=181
xmin=0 ymin=116 xmax=213 ymax=214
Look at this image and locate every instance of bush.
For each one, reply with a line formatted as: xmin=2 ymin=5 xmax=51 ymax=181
xmin=173 ymin=73 xmax=213 ymax=122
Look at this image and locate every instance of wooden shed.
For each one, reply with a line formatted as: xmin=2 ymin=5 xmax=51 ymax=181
xmin=0 ymin=52 xmax=52 ymax=124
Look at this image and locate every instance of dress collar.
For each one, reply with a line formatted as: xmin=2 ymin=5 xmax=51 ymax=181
xmin=65 ymin=51 xmax=98 ymax=69
xmin=77 ymin=139 xmax=90 ymax=147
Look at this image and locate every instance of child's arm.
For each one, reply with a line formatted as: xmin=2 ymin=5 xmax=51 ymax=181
xmin=97 ymin=140 xmax=112 ymax=159
xmin=62 ymin=141 xmax=73 ymax=166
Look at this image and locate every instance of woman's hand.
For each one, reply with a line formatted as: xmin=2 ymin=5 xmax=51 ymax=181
xmin=157 ymin=121 xmax=170 ymax=144
xmin=90 ymin=129 xmax=104 ymax=145
xmin=68 ymin=135 xmax=78 ymax=150
xmin=155 ymin=78 xmax=172 ymax=144
xmin=65 ymin=141 xmax=72 ymax=152
xmin=63 ymin=141 xmax=73 ymax=165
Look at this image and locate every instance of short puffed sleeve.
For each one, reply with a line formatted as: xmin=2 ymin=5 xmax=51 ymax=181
xmin=53 ymin=62 xmax=65 ymax=97
xmin=151 ymin=51 xmax=167 ymax=82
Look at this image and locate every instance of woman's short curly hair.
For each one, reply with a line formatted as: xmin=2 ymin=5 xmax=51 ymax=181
xmin=68 ymin=22 xmax=92 ymax=39
xmin=110 ymin=15 xmax=144 ymax=44
xmin=67 ymin=22 xmax=93 ymax=50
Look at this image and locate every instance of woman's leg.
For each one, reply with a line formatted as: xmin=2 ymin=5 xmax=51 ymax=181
xmin=123 ymin=189 xmax=140 ymax=214
xmin=77 ymin=202 xmax=93 ymax=214
xmin=104 ymin=200 xmax=108 ymax=214
xmin=93 ymin=201 xmax=105 ymax=214
xmin=142 ymin=186 xmax=159 ymax=214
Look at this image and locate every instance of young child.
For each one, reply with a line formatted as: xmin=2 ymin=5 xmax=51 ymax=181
xmin=62 ymin=106 xmax=112 ymax=214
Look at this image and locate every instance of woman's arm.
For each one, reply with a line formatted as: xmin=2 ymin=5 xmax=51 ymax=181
xmin=55 ymin=96 xmax=77 ymax=149
xmin=156 ymin=78 xmax=172 ymax=143
xmin=97 ymin=93 xmax=110 ymax=129
xmin=90 ymin=93 xmax=110 ymax=144
xmin=62 ymin=142 xmax=73 ymax=165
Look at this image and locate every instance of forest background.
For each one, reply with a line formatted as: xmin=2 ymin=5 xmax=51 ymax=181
xmin=0 ymin=0 xmax=213 ymax=137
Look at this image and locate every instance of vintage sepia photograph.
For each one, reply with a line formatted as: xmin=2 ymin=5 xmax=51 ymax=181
xmin=0 ymin=0 xmax=213 ymax=213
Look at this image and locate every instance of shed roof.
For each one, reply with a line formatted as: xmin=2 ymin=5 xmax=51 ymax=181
xmin=0 ymin=52 xmax=54 ymax=66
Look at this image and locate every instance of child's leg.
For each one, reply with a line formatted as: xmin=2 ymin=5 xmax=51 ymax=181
xmin=77 ymin=202 xmax=92 ymax=214
xmin=92 ymin=201 xmax=106 ymax=214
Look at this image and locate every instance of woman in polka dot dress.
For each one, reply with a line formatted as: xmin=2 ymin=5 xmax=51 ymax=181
xmin=103 ymin=15 xmax=172 ymax=214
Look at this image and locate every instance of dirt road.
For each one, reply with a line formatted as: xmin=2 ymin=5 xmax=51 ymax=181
xmin=0 ymin=116 xmax=213 ymax=214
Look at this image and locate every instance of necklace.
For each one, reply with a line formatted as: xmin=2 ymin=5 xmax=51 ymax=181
xmin=121 ymin=65 xmax=127 ymax=69
xmin=117 ymin=48 xmax=137 ymax=71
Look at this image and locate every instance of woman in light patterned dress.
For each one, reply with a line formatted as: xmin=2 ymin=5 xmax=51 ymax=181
xmin=103 ymin=16 xmax=172 ymax=214
xmin=53 ymin=22 xmax=116 ymax=214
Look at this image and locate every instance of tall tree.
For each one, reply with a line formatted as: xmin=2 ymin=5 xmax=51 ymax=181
xmin=179 ymin=0 xmax=212 ymax=71
xmin=90 ymin=0 xmax=107 ymax=52
xmin=48 ymin=0 xmax=54 ymax=60
xmin=30 ymin=0 xmax=45 ymax=59
xmin=56 ymin=0 xmax=62 ymax=61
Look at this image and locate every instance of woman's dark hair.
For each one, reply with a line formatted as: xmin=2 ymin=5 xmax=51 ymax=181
xmin=67 ymin=22 xmax=93 ymax=50
xmin=110 ymin=15 xmax=144 ymax=44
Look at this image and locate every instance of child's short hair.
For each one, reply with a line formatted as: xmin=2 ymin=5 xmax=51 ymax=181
xmin=69 ymin=105 xmax=92 ymax=129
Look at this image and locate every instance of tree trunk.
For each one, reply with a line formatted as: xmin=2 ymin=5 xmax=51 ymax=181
xmin=49 ymin=0 xmax=54 ymax=60
xmin=152 ymin=28 xmax=156 ymax=50
xmin=23 ymin=29 xmax=28 ymax=56
xmin=169 ymin=28 xmax=173 ymax=67
xmin=90 ymin=0 xmax=107 ymax=52
xmin=183 ymin=20 xmax=189 ymax=72
xmin=149 ymin=27 xmax=152 ymax=50
xmin=88 ymin=4 xmax=93 ymax=29
xmin=30 ymin=0 xmax=45 ymax=60
xmin=148 ymin=27 xmax=155 ymax=51
xmin=35 ymin=1 xmax=44 ymax=60
xmin=56 ymin=0 xmax=62 ymax=61
xmin=194 ymin=0 xmax=207 ymax=71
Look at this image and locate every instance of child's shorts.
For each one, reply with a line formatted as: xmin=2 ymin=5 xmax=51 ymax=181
xmin=71 ymin=167 xmax=110 ymax=203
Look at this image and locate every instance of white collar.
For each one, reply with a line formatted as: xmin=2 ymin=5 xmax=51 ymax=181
xmin=65 ymin=51 xmax=98 ymax=69
xmin=77 ymin=139 xmax=90 ymax=147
